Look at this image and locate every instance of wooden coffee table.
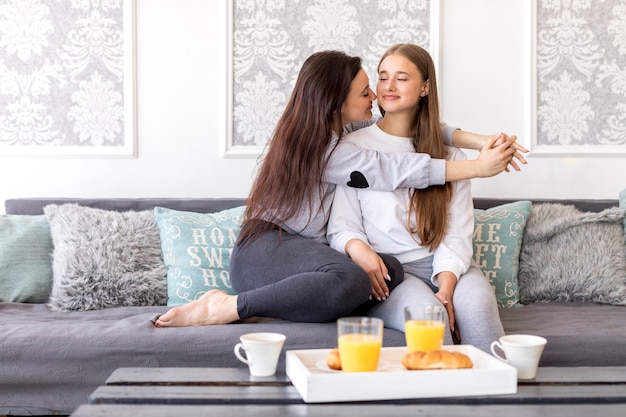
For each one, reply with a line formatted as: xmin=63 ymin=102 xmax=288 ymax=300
xmin=70 ymin=367 xmax=626 ymax=416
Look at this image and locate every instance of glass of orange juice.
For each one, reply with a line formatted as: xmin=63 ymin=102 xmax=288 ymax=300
xmin=337 ymin=317 xmax=383 ymax=372
xmin=404 ymin=305 xmax=445 ymax=353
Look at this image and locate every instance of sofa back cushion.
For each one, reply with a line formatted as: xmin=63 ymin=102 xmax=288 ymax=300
xmin=44 ymin=204 xmax=168 ymax=311
xmin=0 ymin=215 xmax=53 ymax=303
xmin=473 ymin=198 xmax=618 ymax=213
xmin=473 ymin=201 xmax=532 ymax=308
xmin=5 ymin=198 xmax=247 ymax=215
xmin=518 ymin=203 xmax=626 ymax=305
xmin=154 ymin=206 xmax=245 ymax=305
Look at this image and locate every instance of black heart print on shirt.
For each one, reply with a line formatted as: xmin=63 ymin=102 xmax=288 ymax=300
xmin=346 ymin=171 xmax=370 ymax=189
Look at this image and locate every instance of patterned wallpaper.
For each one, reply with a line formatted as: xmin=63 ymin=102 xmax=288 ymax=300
xmin=536 ymin=0 xmax=626 ymax=150
xmin=0 ymin=0 xmax=133 ymax=156
xmin=230 ymin=0 xmax=433 ymax=150
xmin=4 ymin=1 xmax=620 ymax=155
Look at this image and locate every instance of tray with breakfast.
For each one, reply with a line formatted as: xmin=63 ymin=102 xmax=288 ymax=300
xmin=285 ymin=345 xmax=517 ymax=403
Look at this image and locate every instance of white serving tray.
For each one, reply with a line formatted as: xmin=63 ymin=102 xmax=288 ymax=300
xmin=286 ymin=345 xmax=517 ymax=403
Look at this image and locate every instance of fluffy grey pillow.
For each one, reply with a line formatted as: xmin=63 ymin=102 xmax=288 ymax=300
xmin=518 ymin=204 xmax=626 ymax=305
xmin=44 ymin=204 xmax=168 ymax=311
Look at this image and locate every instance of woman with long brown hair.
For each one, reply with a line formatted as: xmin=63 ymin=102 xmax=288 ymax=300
xmin=155 ymin=50 xmax=524 ymax=327
xmin=327 ymin=44 xmax=504 ymax=352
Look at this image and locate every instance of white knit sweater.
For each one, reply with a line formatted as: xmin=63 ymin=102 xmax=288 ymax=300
xmin=326 ymin=123 xmax=474 ymax=283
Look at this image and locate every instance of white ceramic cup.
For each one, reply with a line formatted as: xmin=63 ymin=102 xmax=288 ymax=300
xmin=490 ymin=334 xmax=547 ymax=379
xmin=234 ymin=332 xmax=286 ymax=377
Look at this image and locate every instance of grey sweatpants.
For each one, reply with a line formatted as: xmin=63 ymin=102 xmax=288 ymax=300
xmin=368 ymin=256 xmax=504 ymax=353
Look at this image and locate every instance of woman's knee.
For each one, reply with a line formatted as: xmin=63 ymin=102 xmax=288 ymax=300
xmin=319 ymin=261 xmax=371 ymax=307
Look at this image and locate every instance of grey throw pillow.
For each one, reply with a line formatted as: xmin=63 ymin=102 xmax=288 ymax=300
xmin=44 ymin=204 xmax=168 ymax=311
xmin=518 ymin=204 xmax=626 ymax=305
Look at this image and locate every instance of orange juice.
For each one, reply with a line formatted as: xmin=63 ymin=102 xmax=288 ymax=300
xmin=404 ymin=319 xmax=445 ymax=352
xmin=338 ymin=333 xmax=382 ymax=372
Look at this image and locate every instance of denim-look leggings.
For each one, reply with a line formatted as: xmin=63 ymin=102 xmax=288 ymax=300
xmin=230 ymin=227 xmax=404 ymax=323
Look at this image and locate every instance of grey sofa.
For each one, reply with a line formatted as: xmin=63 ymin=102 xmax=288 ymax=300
xmin=1 ymin=197 xmax=625 ymax=416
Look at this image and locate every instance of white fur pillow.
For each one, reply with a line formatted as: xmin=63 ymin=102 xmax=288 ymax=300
xmin=44 ymin=204 xmax=168 ymax=311
xmin=518 ymin=204 xmax=626 ymax=305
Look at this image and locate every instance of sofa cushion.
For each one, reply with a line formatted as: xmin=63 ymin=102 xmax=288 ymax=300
xmin=154 ymin=206 xmax=245 ymax=306
xmin=44 ymin=204 xmax=168 ymax=311
xmin=518 ymin=203 xmax=626 ymax=305
xmin=498 ymin=302 xmax=626 ymax=367
xmin=472 ymin=201 xmax=532 ymax=308
xmin=0 ymin=302 xmax=408 ymax=414
xmin=0 ymin=215 xmax=53 ymax=303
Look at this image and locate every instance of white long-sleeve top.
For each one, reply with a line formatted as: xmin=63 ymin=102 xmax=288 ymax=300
xmin=279 ymin=121 xmax=458 ymax=244
xmin=326 ymin=124 xmax=474 ymax=285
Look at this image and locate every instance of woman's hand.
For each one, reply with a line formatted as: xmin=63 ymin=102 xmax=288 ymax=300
xmin=452 ymin=130 xmax=528 ymax=171
xmin=474 ymin=134 xmax=519 ymax=177
xmin=488 ymin=133 xmax=528 ymax=172
xmin=344 ymin=239 xmax=390 ymax=301
xmin=434 ymin=272 xmax=460 ymax=342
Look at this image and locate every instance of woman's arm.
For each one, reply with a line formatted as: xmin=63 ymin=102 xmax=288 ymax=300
xmin=346 ymin=118 xmax=458 ymax=146
xmin=326 ymin=131 xmax=521 ymax=191
xmin=433 ymin=271 xmax=458 ymax=337
xmin=327 ymin=139 xmax=447 ymax=189
xmin=432 ymin=147 xmax=476 ymax=337
xmin=432 ymin=149 xmax=475 ymax=285
xmin=327 ymin=184 xmax=369 ymax=255
xmin=451 ymin=130 xmax=528 ymax=171
xmin=327 ymin=184 xmax=390 ymax=300
xmin=444 ymin=134 xmax=520 ymax=181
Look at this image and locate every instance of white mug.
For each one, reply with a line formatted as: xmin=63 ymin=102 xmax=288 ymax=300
xmin=490 ymin=334 xmax=547 ymax=379
xmin=234 ymin=332 xmax=286 ymax=377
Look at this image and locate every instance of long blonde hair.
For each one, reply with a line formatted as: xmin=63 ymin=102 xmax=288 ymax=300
xmin=378 ymin=44 xmax=453 ymax=249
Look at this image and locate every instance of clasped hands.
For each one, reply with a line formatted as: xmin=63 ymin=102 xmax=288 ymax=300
xmin=476 ymin=132 xmax=528 ymax=177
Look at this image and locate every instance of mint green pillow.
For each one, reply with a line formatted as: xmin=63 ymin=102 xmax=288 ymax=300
xmin=0 ymin=215 xmax=53 ymax=303
xmin=473 ymin=201 xmax=532 ymax=308
xmin=619 ymin=188 xmax=626 ymax=242
xmin=154 ymin=206 xmax=245 ymax=306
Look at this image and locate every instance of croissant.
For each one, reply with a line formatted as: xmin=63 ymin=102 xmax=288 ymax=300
xmin=402 ymin=350 xmax=473 ymax=370
xmin=325 ymin=348 xmax=342 ymax=370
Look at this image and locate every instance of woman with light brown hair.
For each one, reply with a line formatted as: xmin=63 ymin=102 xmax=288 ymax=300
xmin=327 ymin=44 xmax=504 ymax=352
xmin=155 ymin=50 xmax=524 ymax=327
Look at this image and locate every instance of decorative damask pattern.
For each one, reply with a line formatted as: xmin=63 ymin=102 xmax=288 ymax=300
xmin=0 ymin=0 xmax=130 ymax=152
xmin=231 ymin=0 xmax=432 ymax=148
xmin=536 ymin=0 xmax=626 ymax=148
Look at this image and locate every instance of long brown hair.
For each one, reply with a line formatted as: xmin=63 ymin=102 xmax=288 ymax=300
xmin=239 ymin=51 xmax=363 ymax=243
xmin=379 ymin=44 xmax=453 ymax=250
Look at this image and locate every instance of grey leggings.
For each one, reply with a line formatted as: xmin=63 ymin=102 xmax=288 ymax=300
xmin=230 ymin=227 xmax=404 ymax=322
xmin=368 ymin=256 xmax=504 ymax=353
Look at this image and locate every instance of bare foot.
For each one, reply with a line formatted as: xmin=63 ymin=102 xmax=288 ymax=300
xmin=154 ymin=290 xmax=239 ymax=327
